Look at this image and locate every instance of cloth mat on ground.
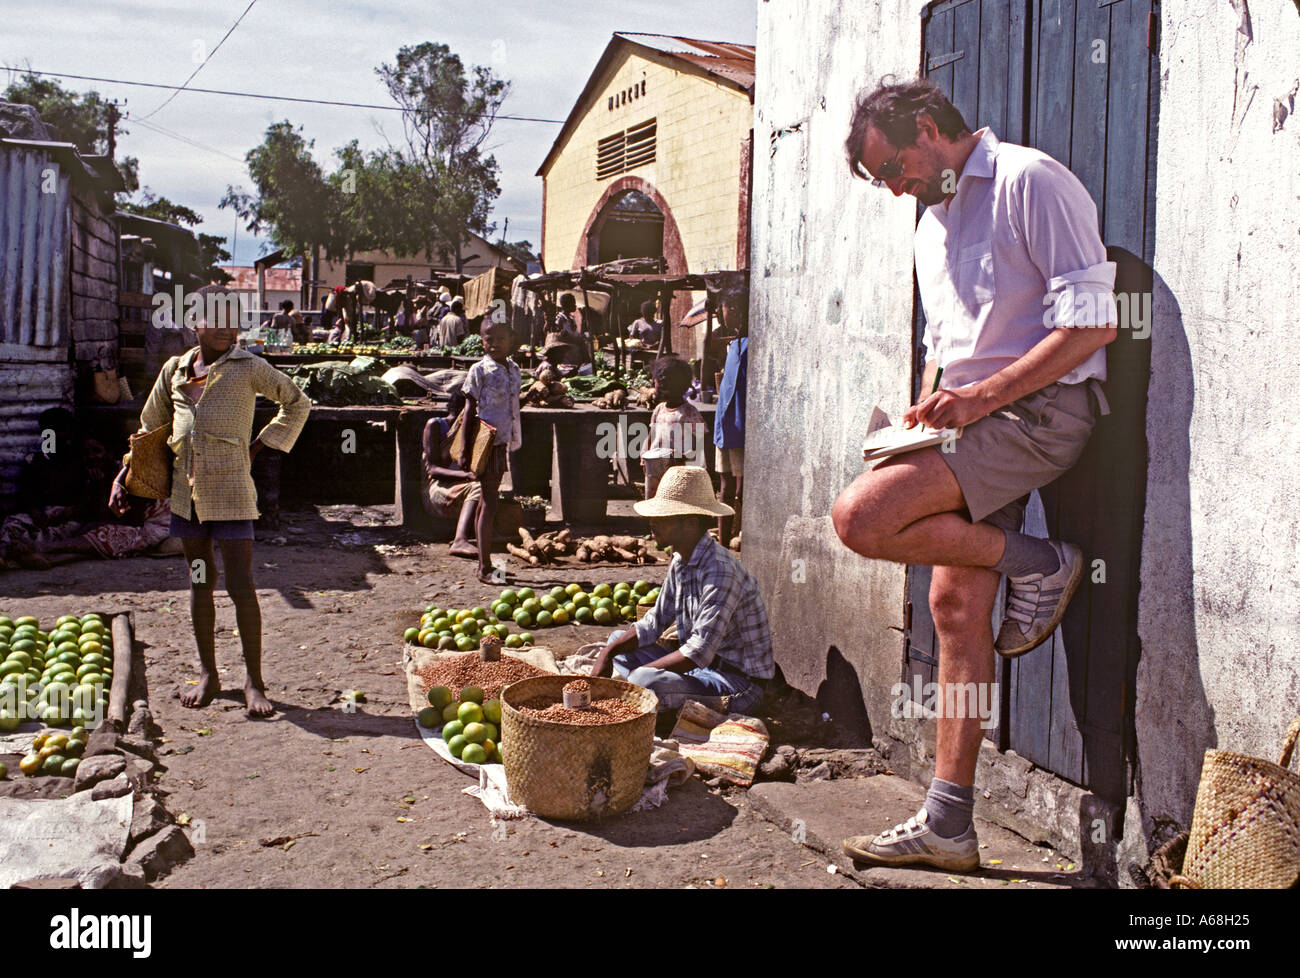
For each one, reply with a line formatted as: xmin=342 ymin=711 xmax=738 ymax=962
xmin=669 ymin=700 xmax=769 ymax=786
xmin=0 ymin=791 xmax=134 ymax=889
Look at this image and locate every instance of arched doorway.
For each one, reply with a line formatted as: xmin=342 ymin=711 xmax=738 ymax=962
xmin=576 ymin=177 xmax=692 ymax=349
xmin=587 ymin=190 xmax=663 ymax=265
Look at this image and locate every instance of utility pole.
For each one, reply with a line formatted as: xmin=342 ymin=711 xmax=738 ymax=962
xmin=106 ymin=101 xmax=120 ymax=159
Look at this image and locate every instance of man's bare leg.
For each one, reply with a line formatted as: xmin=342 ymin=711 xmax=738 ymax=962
xmin=930 ymin=564 xmax=1000 ymax=787
xmin=832 ymin=448 xmax=1006 ymax=568
xmin=218 ymin=538 xmax=273 ymax=717
xmin=180 ymin=538 xmax=221 ymax=708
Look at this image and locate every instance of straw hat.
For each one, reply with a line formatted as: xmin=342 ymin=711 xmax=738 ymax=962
xmin=541 ymin=334 xmax=576 ymax=355
xmin=634 ymin=465 xmax=734 ymax=518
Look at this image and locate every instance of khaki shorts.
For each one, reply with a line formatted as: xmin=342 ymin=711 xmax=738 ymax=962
xmin=935 ymin=379 xmax=1108 ymax=533
xmin=717 ymin=447 xmax=744 ymax=476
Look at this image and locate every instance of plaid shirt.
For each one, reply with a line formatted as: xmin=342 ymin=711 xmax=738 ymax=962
xmin=634 ymin=535 xmax=774 ymax=678
xmin=139 ymin=346 xmax=310 ymax=522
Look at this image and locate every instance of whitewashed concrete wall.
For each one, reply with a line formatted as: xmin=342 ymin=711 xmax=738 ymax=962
xmin=747 ymin=0 xmax=928 ymax=742
xmin=1129 ymin=0 xmax=1300 ymax=846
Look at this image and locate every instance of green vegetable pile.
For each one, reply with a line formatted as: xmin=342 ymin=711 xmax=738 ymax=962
xmin=287 ymin=356 xmax=402 ymax=406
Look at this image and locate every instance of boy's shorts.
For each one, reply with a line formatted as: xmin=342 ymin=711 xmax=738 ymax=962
xmin=169 ymin=513 xmax=255 ymax=540
xmin=934 ymin=379 xmax=1108 ymax=533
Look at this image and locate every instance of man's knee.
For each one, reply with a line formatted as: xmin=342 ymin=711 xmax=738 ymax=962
xmin=627 ymin=666 xmax=670 ymax=690
xmin=929 ymin=579 xmax=994 ymax=635
xmin=832 ymin=480 xmax=886 ymax=555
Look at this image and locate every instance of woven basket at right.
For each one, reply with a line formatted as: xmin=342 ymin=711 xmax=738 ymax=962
xmin=1175 ymin=716 xmax=1300 ymax=889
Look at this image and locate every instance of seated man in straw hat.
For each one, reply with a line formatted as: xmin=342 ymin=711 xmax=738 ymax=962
xmin=589 ymin=466 xmax=773 ymax=718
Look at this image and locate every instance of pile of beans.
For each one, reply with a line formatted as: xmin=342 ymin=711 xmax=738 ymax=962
xmin=415 ymin=653 xmax=546 ymax=701
xmin=516 ymin=695 xmax=647 ymax=726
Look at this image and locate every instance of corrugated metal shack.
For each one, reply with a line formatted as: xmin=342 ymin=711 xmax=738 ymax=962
xmin=0 ymin=101 xmax=125 ymax=505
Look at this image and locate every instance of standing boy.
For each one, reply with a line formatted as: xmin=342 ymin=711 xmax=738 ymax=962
xmin=642 ymin=357 xmax=707 ymax=499
xmin=459 ymin=320 xmax=522 ymax=584
xmin=110 ymin=285 xmax=310 ymax=717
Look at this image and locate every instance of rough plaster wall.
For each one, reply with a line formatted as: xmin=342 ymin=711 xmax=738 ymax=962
xmin=1135 ymin=0 xmax=1300 ymax=831
xmin=749 ymin=0 xmax=928 ymax=734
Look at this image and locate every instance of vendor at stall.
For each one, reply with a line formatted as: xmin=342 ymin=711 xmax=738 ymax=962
xmin=421 ymin=388 xmax=481 ymax=559
xmin=627 ymin=300 xmax=663 ymax=347
xmin=588 ymin=466 xmax=773 ymax=718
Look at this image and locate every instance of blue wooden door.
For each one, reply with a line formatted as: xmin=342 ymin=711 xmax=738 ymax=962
xmin=904 ymin=0 xmax=1155 ymax=802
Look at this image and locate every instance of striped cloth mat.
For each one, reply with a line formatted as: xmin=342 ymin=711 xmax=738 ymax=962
xmin=670 ymin=700 xmax=770 ymax=786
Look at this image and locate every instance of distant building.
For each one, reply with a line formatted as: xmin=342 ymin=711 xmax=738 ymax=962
xmin=216 ymin=264 xmax=302 ymax=328
xmin=314 ymin=231 xmax=523 ymax=295
xmin=537 ymin=33 xmax=755 ymax=356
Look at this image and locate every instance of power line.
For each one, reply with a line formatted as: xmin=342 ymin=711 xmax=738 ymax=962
xmin=137 ymin=0 xmax=260 ymax=121
xmin=129 ymin=116 xmax=246 ymax=164
xmin=14 ymin=68 xmax=566 ymax=124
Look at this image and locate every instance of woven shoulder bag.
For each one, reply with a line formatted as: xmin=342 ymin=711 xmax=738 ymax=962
xmin=122 ymin=424 xmax=174 ymax=500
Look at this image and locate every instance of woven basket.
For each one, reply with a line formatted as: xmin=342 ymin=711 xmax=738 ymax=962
xmin=123 ymin=424 xmax=173 ymax=500
xmin=1171 ymin=716 xmax=1300 ymax=889
xmin=500 ymin=674 xmax=657 ymax=820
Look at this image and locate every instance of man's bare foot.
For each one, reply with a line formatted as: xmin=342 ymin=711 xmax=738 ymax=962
xmin=244 ymin=681 xmax=275 ymax=718
xmin=477 ymin=567 xmax=502 ymax=585
xmin=449 ymin=539 xmax=478 ymax=559
xmin=181 ymin=671 xmax=219 ymax=708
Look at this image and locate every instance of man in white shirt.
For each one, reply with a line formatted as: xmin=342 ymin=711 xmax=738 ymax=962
xmin=832 ymin=78 xmax=1117 ymax=872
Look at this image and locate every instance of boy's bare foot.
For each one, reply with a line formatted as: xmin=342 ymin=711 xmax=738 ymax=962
xmin=477 ymin=567 xmax=501 ymax=584
xmin=244 ymin=681 xmax=275 ymax=718
xmin=180 ymin=671 xmax=219 ymax=708
xmin=449 ymin=540 xmax=478 ymax=559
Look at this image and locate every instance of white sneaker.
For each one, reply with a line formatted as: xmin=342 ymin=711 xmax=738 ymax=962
xmin=842 ymin=807 xmax=980 ymax=871
xmin=995 ymin=540 xmax=1084 ymax=658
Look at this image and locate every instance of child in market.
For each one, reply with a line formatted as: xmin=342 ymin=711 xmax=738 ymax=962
xmin=459 ymin=320 xmax=522 ymax=584
xmin=642 ymin=356 xmax=707 ymax=499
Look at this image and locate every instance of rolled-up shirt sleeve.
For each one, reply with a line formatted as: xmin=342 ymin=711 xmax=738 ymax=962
xmin=1014 ymin=158 xmax=1117 ymax=329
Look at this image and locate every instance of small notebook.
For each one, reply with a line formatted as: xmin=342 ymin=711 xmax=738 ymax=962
xmin=861 ymin=406 xmax=961 ymax=462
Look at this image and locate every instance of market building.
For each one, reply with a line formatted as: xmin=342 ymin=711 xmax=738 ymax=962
xmin=315 ymin=232 xmax=522 ymax=292
xmin=537 ymin=33 xmax=755 ymax=357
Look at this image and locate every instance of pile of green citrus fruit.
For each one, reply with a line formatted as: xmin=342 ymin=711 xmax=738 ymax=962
xmin=416 ymin=685 xmax=503 ymax=765
xmin=491 ymin=581 xmax=661 ymax=633
xmin=16 ymin=726 xmax=91 ymax=778
xmin=403 ymin=605 xmax=533 ymax=651
xmin=0 ymin=613 xmax=113 ymax=730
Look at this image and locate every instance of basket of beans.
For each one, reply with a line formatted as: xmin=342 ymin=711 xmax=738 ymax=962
xmin=500 ymin=674 xmax=657 ymax=820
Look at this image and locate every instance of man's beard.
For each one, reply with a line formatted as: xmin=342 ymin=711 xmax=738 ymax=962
xmin=913 ymin=178 xmax=949 ymax=207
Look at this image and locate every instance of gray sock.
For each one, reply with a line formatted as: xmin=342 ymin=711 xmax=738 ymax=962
xmin=993 ymin=530 xmax=1059 ymax=579
xmin=924 ymin=777 xmax=975 ymax=839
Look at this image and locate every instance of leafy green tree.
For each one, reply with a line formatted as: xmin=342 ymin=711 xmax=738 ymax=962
xmin=375 ymin=43 xmax=508 ymax=272
xmin=221 ymin=121 xmax=346 ymax=303
xmin=498 ymin=239 xmax=536 ymax=266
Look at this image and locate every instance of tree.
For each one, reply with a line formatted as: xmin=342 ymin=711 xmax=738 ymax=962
xmin=498 ymin=239 xmax=536 ymax=266
xmin=2 ymin=70 xmax=138 ymax=193
xmin=221 ymin=121 xmax=345 ymax=305
xmin=375 ymin=43 xmax=508 ymax=272
xmin=119 ymin=190 xmax=231 ymax=283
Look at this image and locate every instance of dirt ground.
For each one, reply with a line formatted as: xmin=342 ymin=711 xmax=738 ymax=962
xmin=1 ymin=504 xmax=860 ymax=889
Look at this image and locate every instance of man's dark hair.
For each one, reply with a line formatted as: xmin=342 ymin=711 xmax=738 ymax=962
xmin=651 ymin=356 xmax=693 ymax=391
xmin=559 ymin=293 xmax=576 ymax=311
xmin=451 ymin=297 xmax=464 ymax=312
xmin=845 ymin=76 xmax=970 ymax=179
xmin=640 ymin=299 xmax=656 ymax=320
xmin=279 ymin=299 xmax=294 ymax=312
xmin=38 ymin=406 xmax=75 ymax=431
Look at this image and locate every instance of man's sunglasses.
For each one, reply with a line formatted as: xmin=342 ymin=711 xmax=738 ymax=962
xmin=859 ymin=145 xmax=905 ymax=188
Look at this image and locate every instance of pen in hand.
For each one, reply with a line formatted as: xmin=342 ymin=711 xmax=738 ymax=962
xmin=920 ymin=366 xmax=944 ymax=432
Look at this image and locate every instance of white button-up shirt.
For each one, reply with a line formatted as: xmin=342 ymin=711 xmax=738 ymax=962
xmin=915 ymin=128 xmax=1116 ymax=391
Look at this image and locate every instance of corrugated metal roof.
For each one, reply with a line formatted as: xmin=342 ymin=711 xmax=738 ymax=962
xmin=537 ymin=32 xmax=755 ymax=177
xmin=613 ymin=33 xmax=755 ymax=89
xmin=0 ymin=144 xmax=72 ymax=348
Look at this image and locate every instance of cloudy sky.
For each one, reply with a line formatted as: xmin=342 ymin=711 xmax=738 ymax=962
xmin=2 ymin=0 xmax=756 ymax=264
